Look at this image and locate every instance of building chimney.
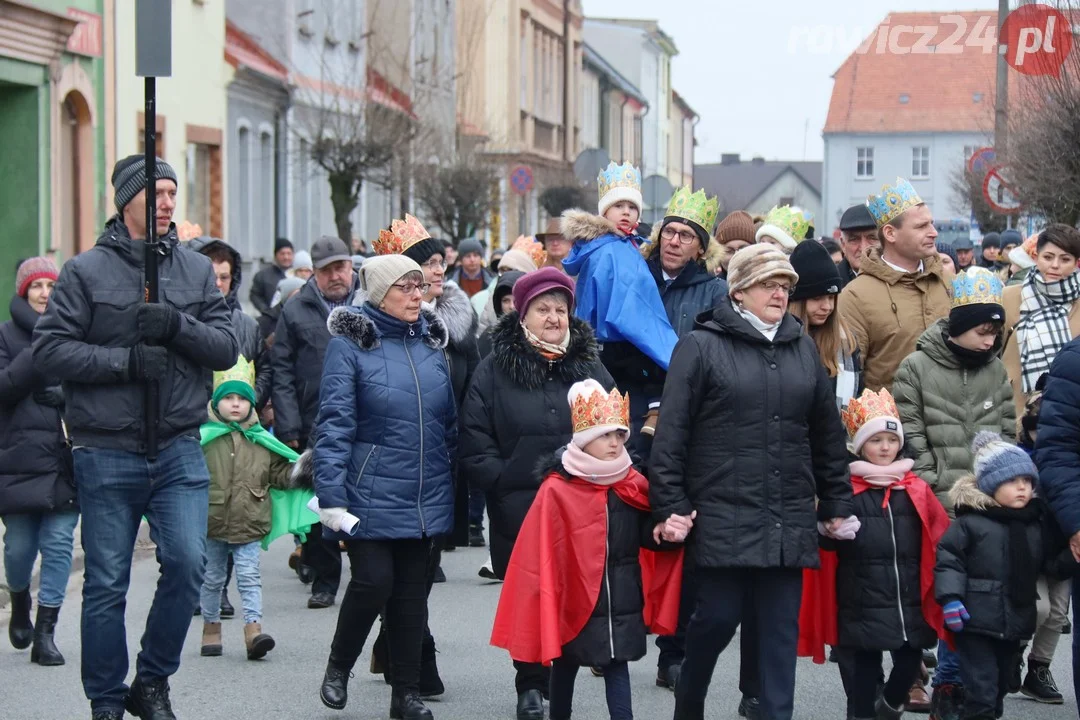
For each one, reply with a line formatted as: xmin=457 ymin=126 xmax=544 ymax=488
xmin=751 ymin=156 xmax=765 ymax=165
xmin=720 ymin=153 xmax=740 ymax=165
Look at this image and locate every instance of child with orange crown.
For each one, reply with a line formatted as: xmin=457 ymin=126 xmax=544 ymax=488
xmin=801 ymin=388 xmax=951 ymax=720
xmin=490 ymin=380 xmax=685 ymax=720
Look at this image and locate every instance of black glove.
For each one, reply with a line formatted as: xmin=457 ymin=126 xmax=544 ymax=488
xmin=128 ymin=344 xmax=170 ymax=381
xmin=136 ymin=303 xmax=181 ymax=343
xmin=33 ymin=386 xmax=65 ymax=408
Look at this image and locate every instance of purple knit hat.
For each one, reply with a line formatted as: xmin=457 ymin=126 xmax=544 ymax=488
xmin=16 ymin=257 xmax=59 ymax=298
xmin=512 ymin=267 xmax=576 ymax=316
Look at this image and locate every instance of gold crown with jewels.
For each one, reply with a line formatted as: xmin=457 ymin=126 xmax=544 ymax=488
xmin=374 ymin=214 xmax=431 ymax=256
xmin=571 ymin=385 xmax=630 ymax=434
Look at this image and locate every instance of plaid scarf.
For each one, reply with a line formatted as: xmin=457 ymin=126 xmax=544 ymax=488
xmin=1016 ymin=270 xmax=1080 ymax=393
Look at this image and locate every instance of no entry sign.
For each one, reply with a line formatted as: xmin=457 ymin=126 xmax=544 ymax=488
xmin=982 ymin=164 xmax=1023 ymax=214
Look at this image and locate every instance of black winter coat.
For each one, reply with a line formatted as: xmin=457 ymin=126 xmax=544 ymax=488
xmin=837 ymin=258 xmax=858 ymax=290
xmin=270 ymin=276 xmax=359 ymax=446
xmin=649 ymin=296 xmax=853 ymax=569
xmin=540 ymin=457 xmax=666 ymax=666
xmin=935 ymin=475 xmax=1052 ymax=641
xmin=834 ymin=485 xmax=936 ymax=650
xmin=249 ymin=263 xmax=285 ymax=316
xmin=647 ymin=255 xmax=728 ymax=338
xmin=187 ymin=237 xmax=270 ymax=407
xmin=33 ymin=219 xmax=239 ymax=454
xmin=460 ymin=313 xmax=614 ymax=578
xmin=0 ymin=296 xmax=75 ymax=514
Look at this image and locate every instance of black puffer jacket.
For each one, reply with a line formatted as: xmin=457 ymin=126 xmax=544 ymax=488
xmin=649 ymin=296 xmax=853 ymax=569
xmin=33 ymin=218 xmax=238 ymax=454
xmin=460 ymin=313 xmax=614 ymax=578
xmin=270 ymin=276 xmax=359 ymax=446
xmin=834 ymin=483 xmax=937 ymax=650
xmin=187 ymin=237 xmax=270 ymax=407
xmin=540 ymin=455 xmax=664 ymax=666
xmin=935 ymin=474 xmax=1055 ymax=641
xmin=0 ymin=295 xmax=75 ymax=514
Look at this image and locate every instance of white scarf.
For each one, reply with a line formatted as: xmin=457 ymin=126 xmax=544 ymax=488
xmin=736 ymin=304 xmax=780 ymax=341
xmin=1016 ymin=271 xmax=1080 ymax=393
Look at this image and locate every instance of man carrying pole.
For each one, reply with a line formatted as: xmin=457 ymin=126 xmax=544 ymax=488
xmin=31 ymin=6 xmax=238 ymax=719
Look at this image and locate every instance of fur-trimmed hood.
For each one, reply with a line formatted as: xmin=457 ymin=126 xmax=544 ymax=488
xmin=641 ymin=218 xmax=725 ymax=274
xmin=561 ymin=209 xmax=618 ymax=243
xmin=949 ymin=473 xmax=1002 ymax=511
xmin=428 ymin=280 xmax=478 ymax=348
xmin=489 ymin=311 xmax=602 ymax=390
xmin=326 ymin=303 xmax=448 ymax=352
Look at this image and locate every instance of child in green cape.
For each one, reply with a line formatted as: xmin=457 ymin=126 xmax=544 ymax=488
xmin=198 ymin=355 xmax=316 ymax=660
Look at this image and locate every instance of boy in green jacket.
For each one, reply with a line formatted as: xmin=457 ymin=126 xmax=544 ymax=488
xmin=198 ymin=356 xmax=308 ymax=660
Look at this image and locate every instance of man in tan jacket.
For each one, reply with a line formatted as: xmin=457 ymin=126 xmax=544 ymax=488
xmin=839 ymin=178 xmax=952 ymax=392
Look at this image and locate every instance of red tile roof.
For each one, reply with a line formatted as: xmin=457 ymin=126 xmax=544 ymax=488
xmin=824 ymin=11 xmax=1013 ymax=134
xmin=224 ymin=20 xmax=288 ymax=84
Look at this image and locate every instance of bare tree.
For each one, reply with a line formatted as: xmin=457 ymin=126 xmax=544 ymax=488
xmin=414 ymin=155 xmax=498 ymax=243
xmin=949 ymin=164 xmax=1010 ymax=234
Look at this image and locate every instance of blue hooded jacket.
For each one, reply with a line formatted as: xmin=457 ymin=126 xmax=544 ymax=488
xmin=560 ymin=210 xmax=678 ymax=370
xmin=313 ymin=301 xmax=457 ymax=541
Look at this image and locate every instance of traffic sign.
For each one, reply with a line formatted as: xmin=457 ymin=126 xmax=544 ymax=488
xmin=510 ymin=165 xmax=534 ymax=196
xmin=982 ymin=164 xmax=1023 ymax=214
xmin=967 ymin=147 xmax=996 ymax=177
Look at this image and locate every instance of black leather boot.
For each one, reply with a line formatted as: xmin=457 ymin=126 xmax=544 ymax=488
xmin=320 ymin=661 xmax=352 ymax=710
xmin=30 ymin=605 xmax=64 ymax=666
xmin=516 ymin=689 xmax=544 ymax=720
xmin=390 ymin=691 xmax=434 ymax=720
xmin=124 ymin=676 xmax=176 ymax=720
xmin=8 ymin=589 xmax=33 ymax=650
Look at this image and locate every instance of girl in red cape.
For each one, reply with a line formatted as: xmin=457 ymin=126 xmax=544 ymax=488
xmin=491 ymin=380 xmax=684 ymax=720
xmin=798 ymin=388 xmax=950 ymax=720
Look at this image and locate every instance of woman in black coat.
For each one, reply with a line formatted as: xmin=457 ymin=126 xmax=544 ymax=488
xmin=0 ymin=258 xmax=77 ymax=667
xmin=460 ymin=267 xmax=614 ymax=720
xmin=649 ymin=245 xmax=853 ymax=720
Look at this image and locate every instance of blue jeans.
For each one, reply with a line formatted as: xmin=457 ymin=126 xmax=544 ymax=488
xmin=2 ymin=510 xmax=79 ymax=607
xmin=74 ymin=437 xmax=209 ymax=713
xmin=549 ymin=659 xmax=632 ymax=720
xmin=933 ymin=638 xmax=962 ymax=687
xmin=200 ymin=539 xmax=262 ymax=623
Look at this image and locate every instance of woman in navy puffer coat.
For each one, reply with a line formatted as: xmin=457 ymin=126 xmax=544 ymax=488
xmin=312 ymin=255 xmax=456 ymax=720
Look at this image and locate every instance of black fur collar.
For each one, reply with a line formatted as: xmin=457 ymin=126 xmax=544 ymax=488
xmin=489 ymin=312 xmax=601 ymax=390
xmin=326 ymin=304 xmax=448 ymax=352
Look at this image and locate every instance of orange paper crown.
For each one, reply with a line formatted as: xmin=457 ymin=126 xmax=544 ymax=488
xmin=571 ymin=386 xmax=631 ymax=434
xmin=512 ymin=235 xmax=548 ymax=269
xmin=374 ymin=214 xmax=431 ymax=256
xmin=841 ymin=388 xmax=900 ymax=440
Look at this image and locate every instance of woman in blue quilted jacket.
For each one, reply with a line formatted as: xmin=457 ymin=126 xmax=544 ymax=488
xmin=312 ymin=254 xmax=457 ymax=720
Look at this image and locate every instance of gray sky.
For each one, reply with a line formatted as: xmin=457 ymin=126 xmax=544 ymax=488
xmin=584 ymin=0 xmax=998 ymax=163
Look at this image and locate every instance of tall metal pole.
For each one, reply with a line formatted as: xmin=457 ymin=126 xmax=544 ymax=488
xmin=143 ymin=76 xmax=160 ymax=460
xmin=994 ymin=0 xmax=1009 ymax=154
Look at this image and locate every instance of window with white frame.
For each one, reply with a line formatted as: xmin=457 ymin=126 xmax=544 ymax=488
xmin=912 ymin=146 xmax=930 ymax=178
xmin=856 ymin=147 xmax=874 ymax=178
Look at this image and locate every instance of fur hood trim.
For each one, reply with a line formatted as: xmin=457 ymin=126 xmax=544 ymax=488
xmin=949 ymin=473 xmax=1002 ymax=511
xmin=642 ymin=220 xmax=725 ymax=273
xmin=561 ymin=209 xmax=617 ymax=243
xmin=430 ymin=280 xmax=478 ymax=347
xmin=489 ymin=311 xmax=601 ymax=390
xmin=326 ymin=304 xmax=448 ymax=352
xmin=290 ymin=449 xmax=314 ymax=490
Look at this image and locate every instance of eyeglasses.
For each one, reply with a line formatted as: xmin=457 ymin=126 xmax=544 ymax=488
xmin=391 ymin=282 xmax=432 ymax=295
xmin=660 ymin=227 xmax=699 ymax=245
xmin=421 ymin=258 xmax=447 ymax=270
xmin=757 ymin=280 xmax=794 ymax=296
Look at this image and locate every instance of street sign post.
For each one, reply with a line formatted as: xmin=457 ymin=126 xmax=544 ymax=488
xmin=135 ymin=0 xmax=172 ymax=460
xmin=510 ymin=165 xmax=534 ymax=196
xmin=967 ymin=147 xmax=996 ymax=177
xmin=982 ymin=164 xmax=1023 ymax=215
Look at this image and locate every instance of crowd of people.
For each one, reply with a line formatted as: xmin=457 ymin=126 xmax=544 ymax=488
xmin=3 ymin=152 xmax=1080 ymax=720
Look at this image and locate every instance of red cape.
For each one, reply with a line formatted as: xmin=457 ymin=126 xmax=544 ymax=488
xmin=490 ymin=468 xmax=684 ymax=665
xmin=797 ymin=472 xmax=951 ymax=663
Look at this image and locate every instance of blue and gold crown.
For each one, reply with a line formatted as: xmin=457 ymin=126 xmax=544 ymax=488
xmin=597 ymin=162 xmax=641 ymax=200
xmin=866 ymin=177 xmax=924 ymax=228
xmin=952 ymin=267 xmax=1004 ymax=309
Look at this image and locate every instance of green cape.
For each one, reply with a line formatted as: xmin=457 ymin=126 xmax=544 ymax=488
xmin=200 ymin=420 xmax=319 ymax=550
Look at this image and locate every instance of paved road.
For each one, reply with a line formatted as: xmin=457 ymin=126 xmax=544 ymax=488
xmin=1 ymin=537 xmax=1075 ymax=719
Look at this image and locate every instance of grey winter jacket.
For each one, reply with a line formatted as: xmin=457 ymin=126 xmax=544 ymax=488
xmin=249 ymin=263 xmax=285 ymax=316
xmin=33 ymin=217 xmax=239 ymax=454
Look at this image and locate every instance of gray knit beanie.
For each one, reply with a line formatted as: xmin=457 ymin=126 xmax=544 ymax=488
xmin=971 ymin=431 xmax=1038 ymax=497
xmin=112 ymin=154 xmax=178 ymax=212
xmin=359 ymin=255 xmax=423 ymax=306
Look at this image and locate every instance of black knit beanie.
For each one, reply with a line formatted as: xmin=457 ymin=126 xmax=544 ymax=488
xmin=949 ymin=302 xmax=1005 ymax=337
xmin=402 ymin=238 xmax=446 ymax=266
xmin=789 ymin=240 xmax=842 ymax=302
xmin=275 ymin=238 xmax=294 ymax=254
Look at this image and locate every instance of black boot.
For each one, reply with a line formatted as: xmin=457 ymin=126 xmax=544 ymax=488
xmin=124 ymin=676 xmax=176 ymax=720
xmin=7 ymin=589 xmax=33 ymax=650
xmin=673 ymin=693 xmax=706 ymax=720
xmin=656 ymin=661 xmax=681 ymax=690
xmin=390 ymin=691 xmax=434 ymax=720
xmin=1021 ymin=659 xmax=1064 ymax=704
xmin=30 ymin=605 xmax=64 ymax=666
xmin=320 ymin=661 xmax=352 ymax=710
xmin=419 ymin=635 xmax=445 ymax=698
xmin=516 ymin=689 xmax=545 ymax=720
xmin=220 ymin=588 xmax=235 ymax=619
xmin=738 ymin=695 xmax=761 ymax=719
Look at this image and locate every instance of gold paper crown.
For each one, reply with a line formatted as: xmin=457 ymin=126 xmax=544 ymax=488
xmin=511 ymin=235 xmax=548 ymax=269
xmin=374 ymin=214 xmax=431 ymax=256
xmin=665 ymin=187 xmax=721 ymax=235
xmin=571 ymin=386 xmax=631 ymax=434
xmin=597 ymin=162 xmax=642 ymax=200
xmin=841 ymin=388 xmax=900 ymax=440
xmin=866 ymin=177 xmax=924 ymax=228
xmin=213 ymin=355 xmax=255 ymax=393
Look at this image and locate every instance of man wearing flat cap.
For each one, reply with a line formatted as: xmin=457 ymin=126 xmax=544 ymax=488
xmin=836 ymin=203 xmax=881 ymax=290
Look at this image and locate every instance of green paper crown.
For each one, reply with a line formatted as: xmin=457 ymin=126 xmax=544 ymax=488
xmin=213 ymin=355 xmax=256 ymax=406
xmin=762 ymin=205 xmax=811 ymax=244
xmin=665 ymin=187 xmax=720 ymax=235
